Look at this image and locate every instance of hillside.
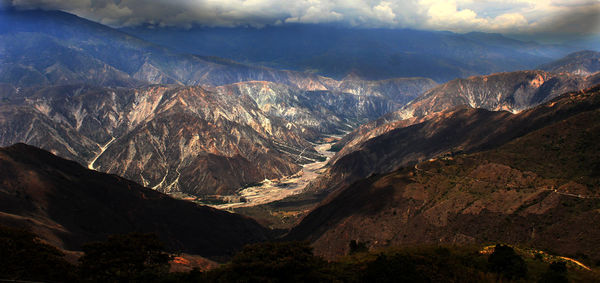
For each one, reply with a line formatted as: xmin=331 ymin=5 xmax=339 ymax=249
xmin=0 ymin=143 xmax=269 ymax=259
xmin=0 ymin=84 xmax=323 ymax=195
xmin=331 ymin=69 xmax=597 ymax=167
xmin=288 ymin=86 xmax=600 ymax=260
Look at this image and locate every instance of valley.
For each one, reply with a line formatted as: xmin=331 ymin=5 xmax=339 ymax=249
xmin=204 ymin=138 xmax=338 ymax=210
xmin=1 ymin=5 xmax=600 ymax=282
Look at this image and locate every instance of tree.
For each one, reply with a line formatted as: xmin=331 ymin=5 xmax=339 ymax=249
xmin=78 ymin=232 xmax=171 ymax=282
xmin=207 ymin=241 xmax=331 ymax=282
xmin=488 ymin=244 xmax=527 ymax=280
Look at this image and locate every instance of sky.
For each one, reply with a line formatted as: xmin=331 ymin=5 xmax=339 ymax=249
xmin=3 ymin=0 xmax=600 ymax=43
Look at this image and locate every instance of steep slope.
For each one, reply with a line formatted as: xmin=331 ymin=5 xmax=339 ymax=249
xmin=216 ymin=78 xmax=436 ymax=135
xmin=0 ymin=84 xmax=317 ymax=195
xmin=396 ymin=70 xmax=589 ymax=118
xmin=289 ymin=87 xmax=600 ymax=260
xmin=312 ymin=83 xmax=600 ymax=195
xmin=0 ymin=143 xmax=269 ymax=258
xmin=540 ymin=50 xmax=600 ymax=76
xmin=332 ymin=70 xmax=595 ymax=161
xmin=93 ymin=86 xmax=312 ymax=195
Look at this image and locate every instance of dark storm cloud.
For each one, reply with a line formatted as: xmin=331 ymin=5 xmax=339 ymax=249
xmin=2 ymin=0 xmax=599 ymax=41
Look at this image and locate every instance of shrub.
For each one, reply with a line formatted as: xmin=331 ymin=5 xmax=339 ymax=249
xmin=78 ymin=233 xmax=171 ymax=282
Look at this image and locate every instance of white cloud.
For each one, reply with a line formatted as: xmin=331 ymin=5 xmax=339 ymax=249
xmin=373 ymin=1 xmax=396 ymax=24
xmin=5 ymin=0 xmax=600 ymax=40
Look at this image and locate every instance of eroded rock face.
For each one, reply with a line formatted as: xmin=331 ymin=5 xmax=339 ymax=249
xmin=0 ymin=74 xmax=436 ymax=196
xmin=396 ymin=70 xmax=589 ymax=118
xmin=216 ymin=78 xmax=436 ymax=136
xmin=0 ymin=84 xmax=316 ymax=195
xmin=330 ymin=70 xmax=596 ymax=169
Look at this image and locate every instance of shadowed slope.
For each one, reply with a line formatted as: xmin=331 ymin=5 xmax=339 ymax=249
xmin=0 ymin=143 xmax=269 ymax=259
xmin=288 ymin=87 xmax=600 ymax=260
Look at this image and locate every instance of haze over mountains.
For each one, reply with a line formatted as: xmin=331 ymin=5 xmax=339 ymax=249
xmin=0 ymin=9 xmax=437 ymax=195
xmin=123 ymin=25 xmax=577 ymax=82
xmin=1 ymin=4 xmax=600 ymax=278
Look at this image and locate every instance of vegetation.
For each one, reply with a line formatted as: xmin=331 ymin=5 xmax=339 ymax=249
xmin=0 ymin=225 xmax=77 ymax=282
xmin=488 ymin=244 xmax=528 ymax=280
xmin=2 ymin=227 xmax=599 ymax=282
xmin=205 ymin=241 xmax=331 ymax=282
xmin=79 ymin=233 xmax=172 ymax=282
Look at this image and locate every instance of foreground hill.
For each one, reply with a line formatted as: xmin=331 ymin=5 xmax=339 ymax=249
xmin=288 ymin=86 xmax=600 ymax=260
xmin=0 ymin=143 xmax=269 ymax=259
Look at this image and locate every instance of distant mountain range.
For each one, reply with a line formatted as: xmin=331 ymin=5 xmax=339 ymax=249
xmin=539 ymin=50 xmax=600 ymax=76
xmin=0 ymin=9 xmax=437 ymax=195
xmin=122 ymin=25 xmax=576 ymax=82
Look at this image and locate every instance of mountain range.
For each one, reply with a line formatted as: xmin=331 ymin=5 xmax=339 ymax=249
xmin=1 ymin=6 xmax=600 ymax=275
xmin=288 ymin=85 xmax=600 ymax=260
xmin=122 ymin=25 xmax=576 ymax=82
xmin=0 ymin=9 xmax=436 ymax=195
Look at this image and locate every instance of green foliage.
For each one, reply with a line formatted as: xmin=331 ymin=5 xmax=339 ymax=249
xmin=78 ymin=232 xmax=172 ymax=283
xmin=206 ymin=241 xmax=332 ymax=282
xmin=488 ymin=244 xmax=528 ymax=280
xmin=0 ymin=225 xmax=77 ymax=282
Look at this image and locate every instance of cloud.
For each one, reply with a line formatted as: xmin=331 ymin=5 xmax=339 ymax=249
xmin=4 ymin=0 xmax=600 ymax=41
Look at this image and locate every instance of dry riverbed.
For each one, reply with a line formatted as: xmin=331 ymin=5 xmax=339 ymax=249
xmin=168 ymin=139 xmax=338 ymax=210
xmin=211 ymin=141 xmax=335 ymax=210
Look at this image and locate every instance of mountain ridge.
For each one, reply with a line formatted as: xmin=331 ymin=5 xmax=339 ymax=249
xmin=0 ymin=142 xmax=270 ymax=259
xmin=287 ymin=86 xmax=600 ymax=259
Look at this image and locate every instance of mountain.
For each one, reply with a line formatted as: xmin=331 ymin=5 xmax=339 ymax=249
xmin=0 ymin=9 xmax=337 ymax=89
xmin=215 ymin=77 xmax=436 ymax=135
xmin=539 ymin=50 xmax=600 ymax=76
xmin=0 ymin=84 xmax=326 ymax=195
xmin=0 ymin=8 xmax=437 ymax=98
xmin=122 ymin=25 xmax=575 ymax=82
xmin=314 ymin=80 xmax=600 ymax=195
xmin=331 ymin=70 xmax=597 ymax=162
xmin=0 ymin=8 xmax=439 ymax=196
xmin=0 ymin=75 xmax=435 ymax=196
xmin=288 ymin=86 xmax=600 ymax=260
xmin=0 ymin=143 xmax=269 ymax=259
